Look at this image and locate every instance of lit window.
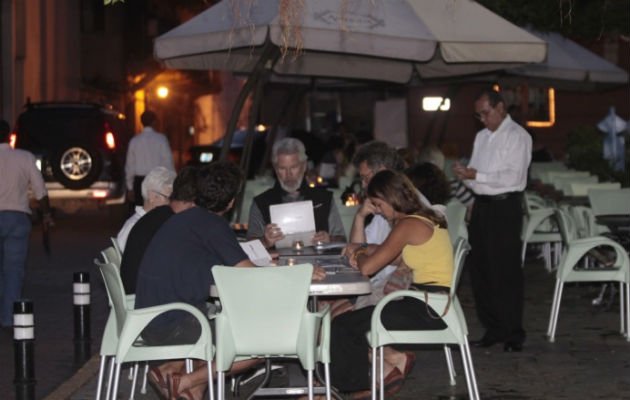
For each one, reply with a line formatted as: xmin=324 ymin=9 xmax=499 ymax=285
xmin=422 ymin=97 xmax=450 ymax=111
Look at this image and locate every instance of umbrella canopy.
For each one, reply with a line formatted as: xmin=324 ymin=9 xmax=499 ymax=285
xmin=154 ymin=0 xmax=546 ymax=83
xmin=508 ymin=29 xmax=629 ymax=84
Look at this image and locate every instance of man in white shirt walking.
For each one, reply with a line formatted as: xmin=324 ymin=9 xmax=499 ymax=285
xmin=453 ymin=89 xmax=532 ymax=352
xmin=0 ymin=119 xmax=53 ymax=327
xmin=125 ymin=110 xmax=175 ymax=206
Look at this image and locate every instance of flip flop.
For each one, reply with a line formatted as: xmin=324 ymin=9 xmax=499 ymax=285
xmin=147 ymin=367 xmax=169 ymax=400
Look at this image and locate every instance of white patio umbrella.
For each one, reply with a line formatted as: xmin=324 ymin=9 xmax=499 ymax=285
xmin=154 ymin=0 xmax=546 ymax=83
xmin=507 ymin=29 xmax=629 ymax=86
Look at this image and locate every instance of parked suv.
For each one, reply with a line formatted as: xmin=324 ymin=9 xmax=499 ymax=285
xmin=12 ymin=102 xmax=131 ymax=204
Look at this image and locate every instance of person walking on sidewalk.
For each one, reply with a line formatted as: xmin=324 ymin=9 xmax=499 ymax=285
xmin=0 ymin=119 xmax=53 ymax=327
xmin=125 ymin=110 xmax=175 ymax=206
xmin=453 ymin=89 xmax=531 ymax=352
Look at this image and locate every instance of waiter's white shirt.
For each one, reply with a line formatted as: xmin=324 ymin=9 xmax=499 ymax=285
xmin=465 ymin=115 xmax=532 ymax=195
xmin=125 ymin=127 xmax=175 ymax=190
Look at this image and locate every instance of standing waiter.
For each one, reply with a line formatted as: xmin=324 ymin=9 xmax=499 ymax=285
xmin=0 ymin=119 xmax=53 ymax=327
xmin=125 ymin=110 xmax=175 ymax=206
xmin=453 ymin=89 xmax=531 ymax=352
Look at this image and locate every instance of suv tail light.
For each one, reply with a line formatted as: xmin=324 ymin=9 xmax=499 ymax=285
xmin=9 ymin=133 xmax=16 ymax=148
xmin=105 ymin=131 xmax=116 ymax=150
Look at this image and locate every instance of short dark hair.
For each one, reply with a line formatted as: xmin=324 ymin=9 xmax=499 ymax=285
xmin=352 ymin=141 xmax=404 ymax=171
xmin=140 ymin=110 xmax=157 ymax=127
xmin=476 ymin=89 xmax=505 ymax=108
xmin=171 ymin=166 xmax=198 ymax=202
xmin=367 ymin=170 xmax=446 ymax=228
xmin=0 ymin=119 xmax=10 ymax=142
xmin=195 ymin=162 xmax=244 ymax=213
xmin=405 ymin=162 xmax=451 ymax=205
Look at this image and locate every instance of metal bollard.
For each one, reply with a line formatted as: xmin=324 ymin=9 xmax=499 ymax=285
xmin=73 ymin=272 xmax=91 ymax=365
xmin=13 ymin=300 xmax=35 ymax=400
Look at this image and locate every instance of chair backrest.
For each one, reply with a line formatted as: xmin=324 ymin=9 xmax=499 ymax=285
xmin=95 ymin=259 xmax=129 ymax=336
xmin=530 ymin=161 xmax=567 ymax=180
xmin=451 ymin=237 xmax=471 ymax=296
xmin=101 ymin=246 xmax=121 ymax=269
xmin=213 ymin=265 xmax=313 ymax=356
xmin=568 ymin=182 xmax=621 ymax=197
xmin=541 ymin=170 xmax=589 ymax=184
xmin=588 ymin=188 xmax=630 ymax=216
xmin=445 ymin=199 xmax=468 ymax=243
xmin=569 ymin=206 xmax=599 ymax=238
xmin=554 ymin=208 xmax=579 ymax=244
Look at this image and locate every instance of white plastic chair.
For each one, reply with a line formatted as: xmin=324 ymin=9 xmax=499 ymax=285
xmin=95 ymin=259 xmax=215 ymax=400
xmin=546 ymin=209 xmax=630 ymax=342
xmin=445 ymin=199 xmax=468 ymax=244
xmin=367 ymin=238 xmax=479 ymax=400
xmin=568 ymin=182 xmax=621 ymax=197
xmin=212 ymin=264 xmax=331 ymax=400
xmin=588 ymin=188 xmax=630 ymax=216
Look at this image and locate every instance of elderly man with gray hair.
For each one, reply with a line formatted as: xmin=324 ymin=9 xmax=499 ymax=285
xmin=246 ymin=137 xmax=346 ymax=249
xmin=116 ymin=166 xmax=176 ymax=252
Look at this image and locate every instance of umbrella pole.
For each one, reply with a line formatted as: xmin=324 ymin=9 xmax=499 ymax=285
xmin=220 ymin=41 xmax=279 ymax=161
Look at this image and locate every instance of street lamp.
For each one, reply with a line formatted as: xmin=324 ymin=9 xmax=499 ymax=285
xmin=156 ymin=86 xmax=169 ymax=99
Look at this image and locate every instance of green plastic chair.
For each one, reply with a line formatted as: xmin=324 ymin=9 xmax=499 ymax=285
xmin=546 ymin=209 xmax=630 ymax=342
xmin=95 ymin=259 xmax=216 ymax=400
xmin=367 ymin=238 xmax=479 ymax=400
xmin=212 ymin=264 xmax=331 ymax=400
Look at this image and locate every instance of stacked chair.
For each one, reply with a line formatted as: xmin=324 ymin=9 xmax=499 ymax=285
xmin=367 ymin=238 xmax=480 ymax=400
xmin=521 ymin=192 xmax=562 ymax=271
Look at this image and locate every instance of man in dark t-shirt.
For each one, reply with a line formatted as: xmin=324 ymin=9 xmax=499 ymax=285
xmin=134 ymin=162 xmax=255 ymax=400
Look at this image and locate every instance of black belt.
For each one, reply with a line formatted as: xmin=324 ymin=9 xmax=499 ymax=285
xmin=475 ymin=191 xmax=522 ymax=202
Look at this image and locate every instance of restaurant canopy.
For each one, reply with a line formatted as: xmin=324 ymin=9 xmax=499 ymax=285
xmin=505 ymin=29 xmax=629 ymax=86
xmin=154 ymin=0 xmax=547 ymax=84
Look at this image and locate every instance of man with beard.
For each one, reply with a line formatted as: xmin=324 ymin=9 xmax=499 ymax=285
xmin=247 ymin=137 xmax=346 ymax=249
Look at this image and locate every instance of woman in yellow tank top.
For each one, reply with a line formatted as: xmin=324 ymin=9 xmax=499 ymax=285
xmin=330 ymin=170 xmax=454 ymax=398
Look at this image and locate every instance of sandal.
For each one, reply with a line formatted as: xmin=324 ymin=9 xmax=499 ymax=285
xmin=167 ymin=373 xmax=195 ymax=400
xmin=147 ymin=366 xmax=169 ymax=400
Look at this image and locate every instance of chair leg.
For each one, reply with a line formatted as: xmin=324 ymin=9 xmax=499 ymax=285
xmin=95 ymin=355 xmax=107 ymax=400
xmin=443 ymin=345 xmax=456 ymax=386
xmin=307 ymin=369 xmax=314 ymax=400
xmin=379 ymin=346 xmax=385 ymax=400
xmin=624 ymin=282 xmax=630 ymax=341
xmin=547 ymin=279 xmax=561 ymax=338
xmin=105 ymin=357 xmax=116 ymax=400
xmin=140 ymin=363 xmax=148 ymax=394
xmin=371 ymin=347 xmax=377 ymax=400
xmin=460 ymin=340 xmax=480 ymax=400
xmin=549 ymin=281 xmax=565 ymax=342
xmin=112 ymin=362 xmax=123 ymax=400
xmin=207 ymin=361 xmax=215 ymax=400
xmin=324 ymin=362 xmax=332 ymax=400
xmin=217 ymin=371 xmax=225 ymax=400
xmin=129 ymin=363 xmax=139 ymax=399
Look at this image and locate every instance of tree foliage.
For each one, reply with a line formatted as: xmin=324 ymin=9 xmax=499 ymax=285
xmin=477 ymin=0 xmax=630 ymax=39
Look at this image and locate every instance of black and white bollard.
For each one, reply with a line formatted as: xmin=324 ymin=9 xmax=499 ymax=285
xmin=13 ymin=300 xmax=35 ymax=400
xmin=73 ymin=272 xmax=91 ymax=365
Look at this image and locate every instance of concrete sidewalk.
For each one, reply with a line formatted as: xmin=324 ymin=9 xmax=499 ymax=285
xmin=48 ymin=255 xmax=630 ymax=400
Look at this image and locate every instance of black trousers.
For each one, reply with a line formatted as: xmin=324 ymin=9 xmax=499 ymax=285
xmin=468 ymin=193 xmax=525 ymax=344
xmin=132 ymin=175 xmax=145 ymax=206
xmin=330 ymin=296 xmax=446 ymax=392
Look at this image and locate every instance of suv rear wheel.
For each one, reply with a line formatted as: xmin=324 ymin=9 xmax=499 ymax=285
xmin=51 ymin=145 xmax=102 ymax=189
